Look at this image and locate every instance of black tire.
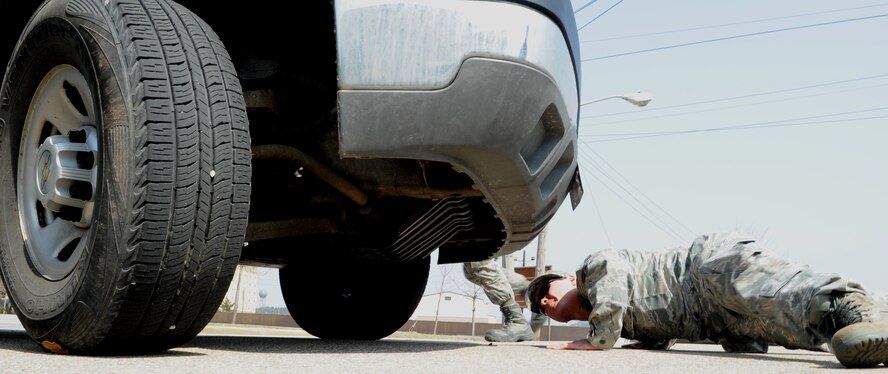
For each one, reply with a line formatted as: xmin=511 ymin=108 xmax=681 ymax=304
xmin=0 ymin=0 xmax=251 ymax=354
xmin=280 ymin=256 xmax=430 ymax=340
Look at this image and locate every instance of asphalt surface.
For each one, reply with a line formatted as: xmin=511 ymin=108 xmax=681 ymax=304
xmin=0 ymin=315 xmax=884 ymax=373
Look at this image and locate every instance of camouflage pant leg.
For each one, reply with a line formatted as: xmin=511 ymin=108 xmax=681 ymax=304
xmin=502 ymin=266 xmax=548 ymax=331
xmin=463 ymin=259 xmax=515 ymax=306
xmin=697 ymin=241 xmax=865 ymax=351
xmin=503 ymin=267 xmax=530 ymax=295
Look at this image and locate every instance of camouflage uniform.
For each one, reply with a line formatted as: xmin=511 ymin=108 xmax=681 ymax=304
xmin=464 ymin=259 xmax=540 ymax=341
xmin=580 ymin=232 xmax=866 ymax=352
xmin=464 ymin=259 xmax=515 ymax=307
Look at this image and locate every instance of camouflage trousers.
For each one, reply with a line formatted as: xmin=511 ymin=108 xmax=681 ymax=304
xmin=693 ymin=240 xmax=866 ymax=352
xmin=463 ymin=259 xmax=530 ymax=306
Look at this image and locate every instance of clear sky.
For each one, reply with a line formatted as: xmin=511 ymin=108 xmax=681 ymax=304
xmin=260 ymin=0 xmax=888 ymax=309
xmin=538 ymin=0 xmax=888 ymax=297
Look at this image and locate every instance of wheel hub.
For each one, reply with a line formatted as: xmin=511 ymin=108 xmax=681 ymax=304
xmin=32 ymin=130 xmax=98 ymax=221
xmin=17 ymin=65 xmax=99 ymax=281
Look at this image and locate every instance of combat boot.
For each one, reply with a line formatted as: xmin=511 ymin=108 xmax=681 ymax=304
xmin=484 ymin=300 xmax=534 ymax=342
xmin=530 ymin=312 xmax=547 ymax=334
xmin=832 ymin=323 xmax=888 ymax=368
xmin=816 ymin=293 xmax=888 ymax=368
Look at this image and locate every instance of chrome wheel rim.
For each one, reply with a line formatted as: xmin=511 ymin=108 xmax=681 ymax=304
xmin=17 ymin=65 xmax=98 ymax=281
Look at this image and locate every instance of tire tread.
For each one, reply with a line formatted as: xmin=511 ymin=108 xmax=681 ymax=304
xmin=84 ymin=0 xmax=248 ymax=351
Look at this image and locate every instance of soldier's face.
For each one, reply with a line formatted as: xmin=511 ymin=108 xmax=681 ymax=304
xmin=539 ymin=276 xmax=577 ymax=322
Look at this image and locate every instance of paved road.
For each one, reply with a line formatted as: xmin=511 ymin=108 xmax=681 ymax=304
xmin=0 ymin=315 xmax=883 ymax=373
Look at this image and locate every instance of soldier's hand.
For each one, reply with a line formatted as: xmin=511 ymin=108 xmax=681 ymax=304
xmin=547 ymin=339 xmax=602 ymax=350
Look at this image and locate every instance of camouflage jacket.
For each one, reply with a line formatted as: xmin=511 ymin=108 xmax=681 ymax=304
xmin=576 ymin=232 xmax=756 ymax=349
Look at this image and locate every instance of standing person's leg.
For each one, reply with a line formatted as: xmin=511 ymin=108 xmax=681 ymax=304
xmin=697 ymin=239 xmax=888 ymax=367
xmin=502 ymin=267 xmax=547 ymax=333
xmin=463 ymin=259 xmax=534 ymax=342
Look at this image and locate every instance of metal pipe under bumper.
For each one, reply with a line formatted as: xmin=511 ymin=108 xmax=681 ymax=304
xmin=251 ymin=144 xmax=369 ymax=206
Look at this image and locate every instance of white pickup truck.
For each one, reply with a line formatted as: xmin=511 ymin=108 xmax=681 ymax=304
xmin=0 ymin=0 xmax=581 ymax=353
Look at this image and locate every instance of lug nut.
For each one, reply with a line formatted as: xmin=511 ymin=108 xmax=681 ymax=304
xmin=69 ymin=129 xmax=86 ymax=143
xmin=76 ymin=151 xmax=95 ymax=169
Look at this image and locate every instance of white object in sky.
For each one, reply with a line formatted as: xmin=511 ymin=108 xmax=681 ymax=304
xmin=581 ymin=91 xmax=652 ymax=107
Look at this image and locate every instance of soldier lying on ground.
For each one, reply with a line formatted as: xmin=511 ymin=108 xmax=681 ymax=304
xmin=524 ymin=232 xmax=888 ymax=368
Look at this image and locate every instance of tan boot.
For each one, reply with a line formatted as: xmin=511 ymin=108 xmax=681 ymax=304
xmin=820 ymin=293 xmax=888 ymax=368
xmin=484 ymin=300 xmax=534 ymax=342
xmin=832 ymin=323 xmax=888 ymax=368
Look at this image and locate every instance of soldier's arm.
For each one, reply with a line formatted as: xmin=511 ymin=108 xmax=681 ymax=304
xmin=581 ymin=251 xmax=633 ymax=350
xmin=543 ymin=303 xmax=626 ymax=351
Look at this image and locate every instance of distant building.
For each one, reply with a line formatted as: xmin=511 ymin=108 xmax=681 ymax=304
xmin=224 ymin=266 xmax=259 ymax=313
xmin=411 ymin=292 xmax=498 ymax=324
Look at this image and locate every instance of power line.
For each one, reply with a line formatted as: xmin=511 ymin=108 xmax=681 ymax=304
xmin=583 ymin=114 xmax=888 ymax=143
xmin=582 ymin=106 xmax=888 ymax=138
xmin=580 ymin=151 xmax=692 ymax=240
xmin=577 ymin=162 xmax=686 ymax=244
xmin=582 ymin=82 xmax=888 ymax=126
xmin=582 ymin=181 xmax=613 ymax=247
xmin=580 ymin=3 xmax=888 ymax=43
xmin=578 ymin=0 xmax=625 ymax=32
xmin=582 ymin=13 xmax=888 ymax=62
xmin=583 ymin=73 xmax=888 ymax=119
xmin=574 ymin=0 xmax=599 ymax=15
xmin=580 ymin=152 xmax=689 ymax=243
xmin=583 ymin=146 xmax=696 ymax=237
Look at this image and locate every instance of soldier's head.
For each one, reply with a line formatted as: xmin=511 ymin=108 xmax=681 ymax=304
xmin=525 ymin=272 xmax=581 ymax=322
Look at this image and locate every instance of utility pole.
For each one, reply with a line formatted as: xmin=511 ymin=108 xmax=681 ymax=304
xmin=535 ymin=226 xmax=548 ymax=277
xmin=533 ymin=226 xmax=548 ymax=340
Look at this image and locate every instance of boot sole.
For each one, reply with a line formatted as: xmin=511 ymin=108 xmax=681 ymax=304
xmin=831 ymin=323 xmax=888 ymax=368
